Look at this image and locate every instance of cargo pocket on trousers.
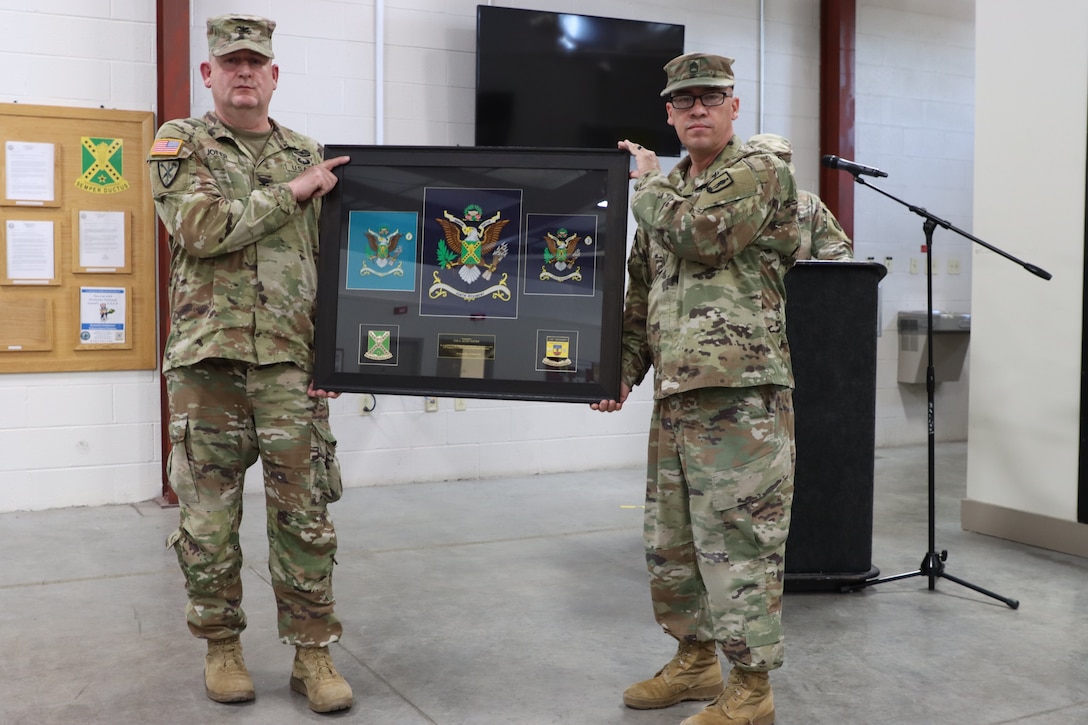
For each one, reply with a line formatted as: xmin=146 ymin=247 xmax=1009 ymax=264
xmin=705 ymin=441 xmax=794 ymax=561
xmin=166 ymin=413 xmax=199 ymax=504
xmin=310 ymin=420 xmax=343 ymax=504
xmin=165 ymin=527 xmax=183 ymax=551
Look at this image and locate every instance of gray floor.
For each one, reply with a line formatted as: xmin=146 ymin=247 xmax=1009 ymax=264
xmin=2 ymin=442 xmax=1087 ymax=725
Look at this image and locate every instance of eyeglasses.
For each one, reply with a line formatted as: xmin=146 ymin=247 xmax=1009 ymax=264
xmin=668 ymin=91 xmax=731 ymax=110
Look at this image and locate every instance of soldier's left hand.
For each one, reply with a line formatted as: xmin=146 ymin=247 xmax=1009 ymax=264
xmin=307 ymin=382 xmax=341 ymax=399
xmin=590 ymin=382 xmax=631 ymax=412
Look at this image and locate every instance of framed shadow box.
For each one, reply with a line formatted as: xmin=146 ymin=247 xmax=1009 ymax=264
xmin=313 ymin=145 xmax=630 ymax=402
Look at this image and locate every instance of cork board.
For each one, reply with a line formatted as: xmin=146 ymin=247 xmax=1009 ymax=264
xmin=0 ymin=103 xmax=157 ymax=372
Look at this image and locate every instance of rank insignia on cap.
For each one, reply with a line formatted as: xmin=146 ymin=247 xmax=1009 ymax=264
xmin=150 ymin=138 xmax=183 ymax=157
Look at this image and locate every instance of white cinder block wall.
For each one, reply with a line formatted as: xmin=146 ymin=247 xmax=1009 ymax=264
xmin=854 ymin=0 xmax=976 ymax=447
xmin=0 ymin=0 xmax=974 ymax=511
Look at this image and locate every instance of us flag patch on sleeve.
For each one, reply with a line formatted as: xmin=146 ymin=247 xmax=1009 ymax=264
xmin=149 ymin=138 xmax=183 ymax=157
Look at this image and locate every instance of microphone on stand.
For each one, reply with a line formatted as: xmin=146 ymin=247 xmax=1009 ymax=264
xmin=821 ymin=154 xmax=889 ymax=178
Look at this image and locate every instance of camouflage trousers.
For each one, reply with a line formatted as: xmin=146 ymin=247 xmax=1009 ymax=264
xmin=644 ymin=384 xmax=795 ymax=672
xmin=164 ymin=359 xmax=344 ymax=646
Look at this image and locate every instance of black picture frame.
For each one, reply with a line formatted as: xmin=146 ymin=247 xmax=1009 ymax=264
xmin=314 ymin=145 xmax=630 ymax=403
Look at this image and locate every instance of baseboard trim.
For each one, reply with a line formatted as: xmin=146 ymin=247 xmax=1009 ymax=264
xmin=961 ymin=499 xmax=1088 ymax=558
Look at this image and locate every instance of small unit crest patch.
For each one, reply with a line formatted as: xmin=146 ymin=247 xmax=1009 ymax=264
xmin=364 ymin=330 xmax=392 ymax=361
xmin=157 ymin=160 xmax=180 ymax=188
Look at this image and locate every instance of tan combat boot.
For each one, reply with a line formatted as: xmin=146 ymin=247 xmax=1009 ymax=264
xmin=290 ymin=645 xmax=354 ymax=713
xmin=204 ymin=635 xmax=255 ymax=703
xmin=623 ymin=639 xmax=724 ymax=709
xmin=680 ymin=667 xmax=775 ymax=725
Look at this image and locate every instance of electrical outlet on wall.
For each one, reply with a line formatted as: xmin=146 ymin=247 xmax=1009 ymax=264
xmin=424 ymin=397 xmax=438 ymax=412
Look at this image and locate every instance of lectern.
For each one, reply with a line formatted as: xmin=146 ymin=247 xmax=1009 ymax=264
xmin=783 ymin=261 xmax=886 ymax=591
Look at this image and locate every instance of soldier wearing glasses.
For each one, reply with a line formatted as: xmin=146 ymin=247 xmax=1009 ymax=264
xmin=594 ymin=53 xmax=798 ymax=725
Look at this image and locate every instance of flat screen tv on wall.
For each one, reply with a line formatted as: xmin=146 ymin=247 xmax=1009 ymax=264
xmin=475 ymin=6 xmax=685 ymax=157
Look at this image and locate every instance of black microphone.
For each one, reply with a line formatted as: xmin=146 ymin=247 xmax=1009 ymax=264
xmin=821 ymin=154 xmax=889 ymax=178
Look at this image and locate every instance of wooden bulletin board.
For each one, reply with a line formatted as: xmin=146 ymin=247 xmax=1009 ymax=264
xmin=0 ymin=103 xmax=157 ymax=372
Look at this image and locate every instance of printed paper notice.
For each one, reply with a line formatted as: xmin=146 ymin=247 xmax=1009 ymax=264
xmin=78 ymin=210 xmax=126 ymax=268
xmin=79 ymin=287 xmax=126 ymax=344
xmin=5 ymin=141 xmax=55 ymax=202
xmin=5 ymin=220 xmax=55 ymax=280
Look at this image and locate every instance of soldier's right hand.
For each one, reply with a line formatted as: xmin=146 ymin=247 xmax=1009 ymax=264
xmin=618 ymin=139 xmax=660 ymax=180
xmin=288 ymin=155 xmax=350 ymax=202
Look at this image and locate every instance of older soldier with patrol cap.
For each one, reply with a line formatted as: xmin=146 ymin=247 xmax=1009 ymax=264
xmin=147 ymin=13 xmax=353 ymax=714
xmin=748 ymin=133 xmax=853 ymax=261
xmin=593 ymin=52 xmax=799 ymax=725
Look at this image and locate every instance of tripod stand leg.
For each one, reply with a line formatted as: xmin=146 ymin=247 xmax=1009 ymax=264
xmin=841 ymin=550 xmax=939 ymax=592
xmin=841 ymin=569 xmax=922 ymax=592
xmin=938 ymin=571 xmax=1019 ymax=609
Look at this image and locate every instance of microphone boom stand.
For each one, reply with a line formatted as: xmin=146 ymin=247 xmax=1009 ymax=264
xmin=841 ymin=174 xmax=1051 ymax=609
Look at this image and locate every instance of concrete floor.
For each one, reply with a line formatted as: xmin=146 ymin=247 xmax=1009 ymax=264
xmin=2 ymin=442 xmax=1086 ymax=725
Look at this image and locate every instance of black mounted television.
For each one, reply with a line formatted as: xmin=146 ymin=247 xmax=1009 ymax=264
xmin=475 ymin=6 xmax=685 ymax=157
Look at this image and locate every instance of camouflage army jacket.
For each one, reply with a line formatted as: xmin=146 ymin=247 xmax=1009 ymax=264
xmin=147 ymin=113 xmax=324 ymax=373
xmin=620 ymin=135 xmax=799 ymax=397
xmin=797 ymin=189 xmax=853 ymax=261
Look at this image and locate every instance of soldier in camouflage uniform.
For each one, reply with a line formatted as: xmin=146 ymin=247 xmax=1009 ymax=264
xmin=147 ymin=14 xmax=353 ymax=714
xmin=748 ymin=133 xmax=853 ymax=261
xmin=593 ymin=54 xmax=798 ymax=725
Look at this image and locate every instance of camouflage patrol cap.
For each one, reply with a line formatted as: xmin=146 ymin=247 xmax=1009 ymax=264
xmin=207 ymin=14 xmax=276 ymax=58
xmin=748 ymin=133 xmax=795 ymax=174
xmin=748 ymin=133 xmax=792 ymax=162
xmin=661 ymin=53 xmax=736 ymax=97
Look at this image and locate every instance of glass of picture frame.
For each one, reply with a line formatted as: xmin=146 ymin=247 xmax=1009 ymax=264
xmin=313 ymin=145 xmax=630 ymax=403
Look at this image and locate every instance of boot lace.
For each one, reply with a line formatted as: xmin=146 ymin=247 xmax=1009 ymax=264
xmin=212 ymin=639 xmax=244 ymax=671
xmin=222 ymin=644 xmax=242 ymax=670
xmin=656 ymin=641 xmax=709 ymax=680
xmin=711 ymin=670 xmax=760 ymax=711
xmin=301 ymin=648 xmax=337 ymax=680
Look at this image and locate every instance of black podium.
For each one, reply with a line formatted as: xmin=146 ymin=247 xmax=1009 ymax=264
xmin=783 ymin=261 xmax=886 ymax=591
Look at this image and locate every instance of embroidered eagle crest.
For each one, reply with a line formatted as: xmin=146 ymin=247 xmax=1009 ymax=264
xmin=544 ymin=227 xmax=581 ymax=271
xmin=365 ymin=226 xmax=403 ymax=268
